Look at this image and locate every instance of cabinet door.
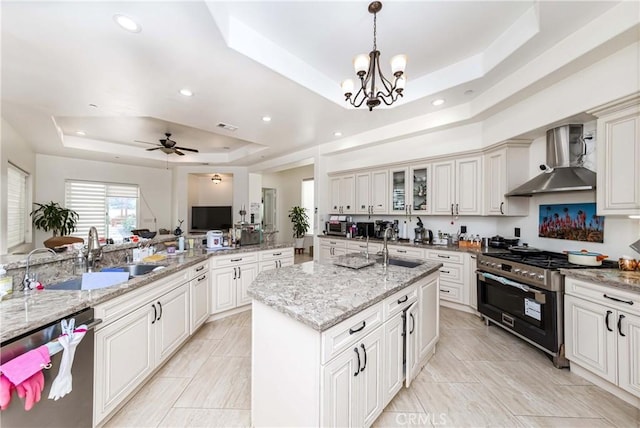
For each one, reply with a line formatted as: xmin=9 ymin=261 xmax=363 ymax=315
xmin=190 ymin=272 xmax=210 ymax=334
xmin=405 ymin=301 xmax=420 ymax=388
xmin=94 ymin=304 xmax=155 ymax=424
xmin=564 ymin=295 xmax=617 ymax=384
xmin=211 ymin=267 xmax=236 ymax=314
xmin=431 ymin=161 xmax=455 ymax=215
xmin=389 ymin=167 xmax=408 ymax=214
xmin=597 ymin=110 xmax=640 ymax=215
xmin=383 ymin=313 xmax=404 ymax=406
xmin=410 ymin=165 xmax=430 ymax=214
xmin=618 ymin=311 xmax=640 ymax=398
xmin=371 ymin=170 xmax=388 ymax=214
xmin=456 ymin=156 xmax=482 ymax=215
xmin=319 ymin=244 xmax=333 ymax=262
xmin=321 ymin=346 xmax=359 ymax=428
xmin=329 ymin=177 xmax=342 ymax=213
xmin=360 ymin=327 xmax=384 ymax=428
xmin=155 ymin=283 xmax=190 ymax=365
xmin=237 ymin=263 xmax=259 ymax=307
xmin=355 ymin=172 xmax=371 ymax=214
xmin=419 ymin=276 xmax=440 ymax=363
xmin=484 ymin=149 xmax=506 ymax=215
xmin=341 ymin=175 xmax=356 ymax=214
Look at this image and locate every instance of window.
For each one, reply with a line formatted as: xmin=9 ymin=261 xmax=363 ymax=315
xmin=7 ymin=163 xmax=28 ymax=249
xmin=301 ymin=178 xmax=314 ymax=235
xmin=65 ymin=180 xmax=139 ymax=241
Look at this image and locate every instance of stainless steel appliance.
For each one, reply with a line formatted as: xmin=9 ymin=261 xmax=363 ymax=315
xmin=0 ymin=308 xmax=100 ymax=427
xmin=235 ymin=223 xmax=262 ymax=246
xmin=326 ymin=218 xmax=353 ymax=237
xmin=356 ymin=222 xmax=375 ymax=238
xmin=374 ymin=220 xmax=392 ymax=239
xmin=477 ymin=251 xmax=616 ymax=368
xmin=413 ymin=217 xmax=433 ymax=244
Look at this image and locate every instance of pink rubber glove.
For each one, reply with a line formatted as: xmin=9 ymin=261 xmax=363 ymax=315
xmin=14 ymin=371 xmax=44 ymax=411
xmin=0 ymin=374 xmax=14 ymax=410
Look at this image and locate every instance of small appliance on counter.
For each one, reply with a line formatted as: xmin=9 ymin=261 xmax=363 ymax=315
xmin=206 ymin=230 xmax=224 ymax=249
xmin=234 ymin=223 xmax=262 ymax=246
xmin=326 ymin=215 xmax=354 ymax=237
xmin=356 ymin=222 xmax=375 ymax=238
xmin=413 ymin=217 xmax=433 ymax=244
xmin=374 ymin=220 xmax=393 ymax=239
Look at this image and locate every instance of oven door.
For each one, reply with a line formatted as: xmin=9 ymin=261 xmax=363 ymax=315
xmin=477 ymin=272 xmax=558 ymax=353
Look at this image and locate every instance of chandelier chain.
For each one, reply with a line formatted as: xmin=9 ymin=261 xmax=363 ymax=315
xmin=373 ymin=11 xmax=377 ymax=51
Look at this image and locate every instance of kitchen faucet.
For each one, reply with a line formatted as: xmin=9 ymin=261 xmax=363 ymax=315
xmin=86 ymin=226 xmax=102 ymax=272
xmin=23 ymin=247 xmax=56 ymax=290
xmin=382 ymin=226 xmax=392 ymax=268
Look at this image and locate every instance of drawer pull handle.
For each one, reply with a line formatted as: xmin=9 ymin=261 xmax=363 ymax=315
xmin=157 ymin=301 xmax=162 ymax=321
xmin=238 ymin=267 xmax=241 ymax=279
xmin=618 ymin=314 xmax=626 ymax=337
xmin=397 ymin=295 xmax=408 ymax=304
xmin=440 ymin=269 xmax=450 ymax=274
xmin=231 ymin=258 xmax=242 ymax=262
xmin=353 ymin=347 xmax=361 ymax=377
xmin=273 ymin=252 xmax=282 ymax=256
xmin=409 ymin=313 xmax=415 ymax=335
xmin=603 ymin=294 xmax=634 ymax=305
xmin=197 ymin=275 xmax=207 ymax=282
xmin=437 ymin=255 xmax=450 ymax=259
xmin=349 ymin=321 xmax=366 ymax=335
xmin=360 ymin=344 xmax=367 ymax=372
xmin=195 ymin=266 xmax=205 ymax=272
xmin=440 ymin=290 xmax=450 ymax=293
xmin=605 ymin=310 xmax=613 ymax=332
xmin=397 ymin=250 xmax=407 ymax=253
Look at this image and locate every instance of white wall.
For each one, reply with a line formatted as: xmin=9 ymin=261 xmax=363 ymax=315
xmin=1 ymin=118 xmax=36 ymax=254
xmin=35 ymin=154 xmax=172 ymax=246
xmin=186 ymin=173 xmax=234 ymax=231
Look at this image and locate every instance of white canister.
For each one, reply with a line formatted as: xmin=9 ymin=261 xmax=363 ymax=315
xmin=206 ymin=230 xmax=224 ymax=249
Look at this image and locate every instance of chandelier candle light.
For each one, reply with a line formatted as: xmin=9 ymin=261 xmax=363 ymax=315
xmin=342 ymin=1 xmax=407 ymax=111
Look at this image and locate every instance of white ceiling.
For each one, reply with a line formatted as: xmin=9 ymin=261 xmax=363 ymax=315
xmin=1 ymin=1 xmax=635 ymax=169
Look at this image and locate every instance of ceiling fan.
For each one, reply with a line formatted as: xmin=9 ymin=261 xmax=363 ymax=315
xmin=135 ymin=133 xmax=199 ymax=156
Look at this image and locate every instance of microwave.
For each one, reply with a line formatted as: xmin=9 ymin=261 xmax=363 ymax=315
xmin=326 ymin=221 xmax=353 ymax=236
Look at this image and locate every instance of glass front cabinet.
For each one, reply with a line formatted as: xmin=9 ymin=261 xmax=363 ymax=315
xmin=410 ymin=165 xmax=430 ymax=214
xmin=390 ymin=167 xmax=408 ymax=214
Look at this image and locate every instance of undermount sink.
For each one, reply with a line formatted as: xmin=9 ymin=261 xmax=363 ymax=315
xmin=376 ymin=258 xmax=423 ymax=268
xmin=46 ymin=277 xmax=83 ymax=290
xmin=104 ymin=264 xmax=165 ymax=277
xmin=46 ymin=264 xmax=165 ymax=291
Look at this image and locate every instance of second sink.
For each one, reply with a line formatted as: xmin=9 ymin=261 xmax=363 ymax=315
xmin=103 ymin=264 xmax=165 ymax=277
xmin=376 ymin=258 xmax=423 ymax=268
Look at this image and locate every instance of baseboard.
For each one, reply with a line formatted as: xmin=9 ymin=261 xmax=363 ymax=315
xmin=439 ymin=300 xmax=480 ymax=316
xmin=570 ymin=364 xmax=640 ymax=409
xmin=207 ymin=305 xmax=251 ymax=322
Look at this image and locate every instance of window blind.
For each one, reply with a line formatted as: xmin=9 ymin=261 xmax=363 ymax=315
xmin=7 ymin=163 xmax=28 ymax=248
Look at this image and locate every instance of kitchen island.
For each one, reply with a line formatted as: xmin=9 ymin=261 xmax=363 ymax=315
xmin=248 ymin=255 xmax=442 ymax=427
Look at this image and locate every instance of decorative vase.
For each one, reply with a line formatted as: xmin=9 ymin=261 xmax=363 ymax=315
xmin=295 ymin=237 xmax=305 ymax=249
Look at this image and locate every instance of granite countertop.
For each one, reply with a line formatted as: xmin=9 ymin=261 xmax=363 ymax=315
xmin=318 ymin=234 xmax=506 ymax=255
xmin=0 ymin=242 xmax=293 ymax=343
xmin=247 ymin=255 xmax=442 ymax=332
xmin=560 ymin=268 xmax=640 ymax=295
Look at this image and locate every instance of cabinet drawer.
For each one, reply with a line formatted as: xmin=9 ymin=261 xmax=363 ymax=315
xmin=259 ymin=248 xmax=294 ymax=261
xmin=209 ymin=252 xmax=258 ymax=268
xmin=190 ymin=261 xmax=208 ymax=279
xmin=321 ymin=239 xmax=347 ymax=249
xmin=437 ymin=263 xmax=464 ymax=284
xmin=426 ymin=250 xmax=464 ymax=264
xmin=321 ymin=304 xmax=383 ymax=364
xmin=439 ymin=283 xmax=463 ymax=303
xmin=346 ymin=241 xmax=382 ymax=253
xmin=387 ymin=245 xmax=424 ymax=259
xmin=565 ymin=278 xmax=640 ymax=316
xmin=382 ymin=285 xmax=418 ymax=321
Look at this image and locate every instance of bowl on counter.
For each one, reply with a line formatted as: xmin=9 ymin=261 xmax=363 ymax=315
xmin=618 ymin=258 xmax=639 ymax=271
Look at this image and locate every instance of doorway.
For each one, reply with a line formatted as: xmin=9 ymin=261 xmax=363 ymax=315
xmin=262 ymin=188 xmax=277 ymax=232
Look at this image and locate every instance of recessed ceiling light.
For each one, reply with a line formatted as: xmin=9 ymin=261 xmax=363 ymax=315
xmin=432 ymin=99 xmax=445 ymax=106
xmin=223 ymin=146 xmax=230 ymax=150
xmin=179 ymin=88 xmax=193 ymax=97
xmin=629 ymin=215 xmax=640 ymax=219
xmin=333 ymin=131 xmax=342 ymax=137
xmin=464 ymin=89 xmax=474 ymax=96
xmin=113 ymin=14 xmax=141 ymax=33
xmin=89 ymin=104 xmax=98 ymax=108
xmin=262 ymin=116 xmax=272 ymax=122
xmin=76 ymin=130 xmax=86 ymax=136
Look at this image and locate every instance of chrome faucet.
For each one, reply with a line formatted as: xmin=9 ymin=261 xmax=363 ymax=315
xmin=382 ymin=226 xmax=392 ymax=267
xmin=23 ymin=247 xmax=56 ymax=290
xmin=86 ymin=226 xmax=102 ymax=272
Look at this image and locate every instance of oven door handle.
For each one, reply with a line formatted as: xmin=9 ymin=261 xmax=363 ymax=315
xmin=477 ymin=271 xmax=532 ymax=293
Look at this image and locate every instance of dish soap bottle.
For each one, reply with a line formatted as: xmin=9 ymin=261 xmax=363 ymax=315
xmin=0 ymin=265 xmax=12 ymax=299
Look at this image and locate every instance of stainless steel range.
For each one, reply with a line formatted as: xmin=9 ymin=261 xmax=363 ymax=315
xmin=476 ymin=251 xmax=616 ymax=368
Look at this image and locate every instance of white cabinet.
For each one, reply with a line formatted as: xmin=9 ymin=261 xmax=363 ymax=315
xmin=564 ymin=277 xmax=640 ymax=404
xmin=432 ymin=157 xmax=482 ymax=216
xmin=483 ymin=143 xmax=529 ymax=216
xmin=259 ymin=248 xmax=294 ymax=272
xmin=426 ymin=249 xmax=467 ymax=305
xmin=418 ymin=275 xmax=439 ymax=363
xmin=404 ymin=301 xmax=420 ymax=388
xmin=190 ymin=261 xmax=210 ymax=334
xmin=330 ymin=174 xmax=356 ymax=214
xmin=591 ymin=96 xmax=640 ymax=216
xmin=386 ymin=244 xmax=424 ymax=259
xmin=389 ymin=167 xmax=409 ymax=215
xmin=154 ymin=283 xmax=190 ymax=365
xmin=210 ymin=252 xmax=259 ymax=313
xmin=346 ymin=240 xmax=382 ymax=257
xmin=409 ymin=165 xmax=431 ymax=215
xmin=356 ymin=170 xmax=388 ymax=215
xmin=319 ymin=239 xmax=347 ymax=261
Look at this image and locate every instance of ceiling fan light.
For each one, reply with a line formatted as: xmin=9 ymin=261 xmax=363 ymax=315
xmin=390 ymin=54 xmax=407 ymax=76
xmin=211 ymin=174 xmax=222 ymax=184
xmin=353 ymin=54 xmax=370 ymax=76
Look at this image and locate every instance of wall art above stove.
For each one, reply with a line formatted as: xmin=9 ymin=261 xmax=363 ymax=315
xmin=538 ymin=202 xmax=604 ymax=243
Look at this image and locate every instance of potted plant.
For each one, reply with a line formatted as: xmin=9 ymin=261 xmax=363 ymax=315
xmin=288 ymin=206 xmax=310 ymax=250
xmin=30 ymin=201 xmax=82 ymax=248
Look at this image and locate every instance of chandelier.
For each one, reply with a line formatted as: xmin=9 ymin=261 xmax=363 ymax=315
xmin=341 ymin=1 xmax=407 ymax=111
xmin=211 ymin=174 xmax=222 ymax=184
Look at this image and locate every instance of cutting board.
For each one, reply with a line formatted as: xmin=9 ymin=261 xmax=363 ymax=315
xmin=81 ymin=272 xmax=130 ymax=290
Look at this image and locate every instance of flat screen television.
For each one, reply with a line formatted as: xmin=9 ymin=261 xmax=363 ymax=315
xmin=191 ymin=206 xmax=233 ymax=232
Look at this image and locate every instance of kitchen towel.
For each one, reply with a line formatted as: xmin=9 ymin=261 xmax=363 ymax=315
xmin=48 ymin=325 xmax=87 ymax=401
xmin=0 ymin=345 xmax=50 ymax=386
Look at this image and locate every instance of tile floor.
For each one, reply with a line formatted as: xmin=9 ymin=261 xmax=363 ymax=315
xmin=104 ymin=307 xmax=640 ymax=428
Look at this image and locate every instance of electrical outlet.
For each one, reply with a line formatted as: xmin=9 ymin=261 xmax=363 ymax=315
xmin=514 ymin=227 xmax=521 ymax=237
xmin=460 ymin=225 xmax=467 ymax=233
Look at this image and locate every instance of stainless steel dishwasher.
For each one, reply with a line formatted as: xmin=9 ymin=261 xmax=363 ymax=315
xmin=0 ymin=307 xmax=100 ymax=427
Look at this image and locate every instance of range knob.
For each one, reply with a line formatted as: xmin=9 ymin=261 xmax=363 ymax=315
xmin=520 ymin=270 xmax=528 ymax=276
xmin=489 ymin=262 xmax=496 ymax=267
xmin=513 ymin=268 xmax=521 ymax=274
xmin=528 ymin=272 xmax=537 ymax=278
xmin=537 ymin=275 xmax=544 ymax=281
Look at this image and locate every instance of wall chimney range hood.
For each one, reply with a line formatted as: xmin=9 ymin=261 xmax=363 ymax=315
xmin=506 ymin=124 xmax=596 ymax=197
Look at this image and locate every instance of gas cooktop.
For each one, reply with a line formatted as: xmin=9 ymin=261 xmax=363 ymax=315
xmin=486 ymin=251 xmax=617 ymax=270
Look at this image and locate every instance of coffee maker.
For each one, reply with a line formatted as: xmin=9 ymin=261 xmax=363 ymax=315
xmin=374 ymin=220 xmax=392 ymax=239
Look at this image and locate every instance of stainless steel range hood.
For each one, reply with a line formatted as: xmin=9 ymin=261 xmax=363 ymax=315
xmin=506 ymin=124 xmax=596 ymax=197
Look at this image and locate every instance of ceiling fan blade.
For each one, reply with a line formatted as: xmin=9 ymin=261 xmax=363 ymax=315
xmin=146 ymin=146 xmax=161 ymax=151
xmin=174 ymin=149 xmax=185 ymax=156
xmin=174 ymin=146 xmax=199 ymax=153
